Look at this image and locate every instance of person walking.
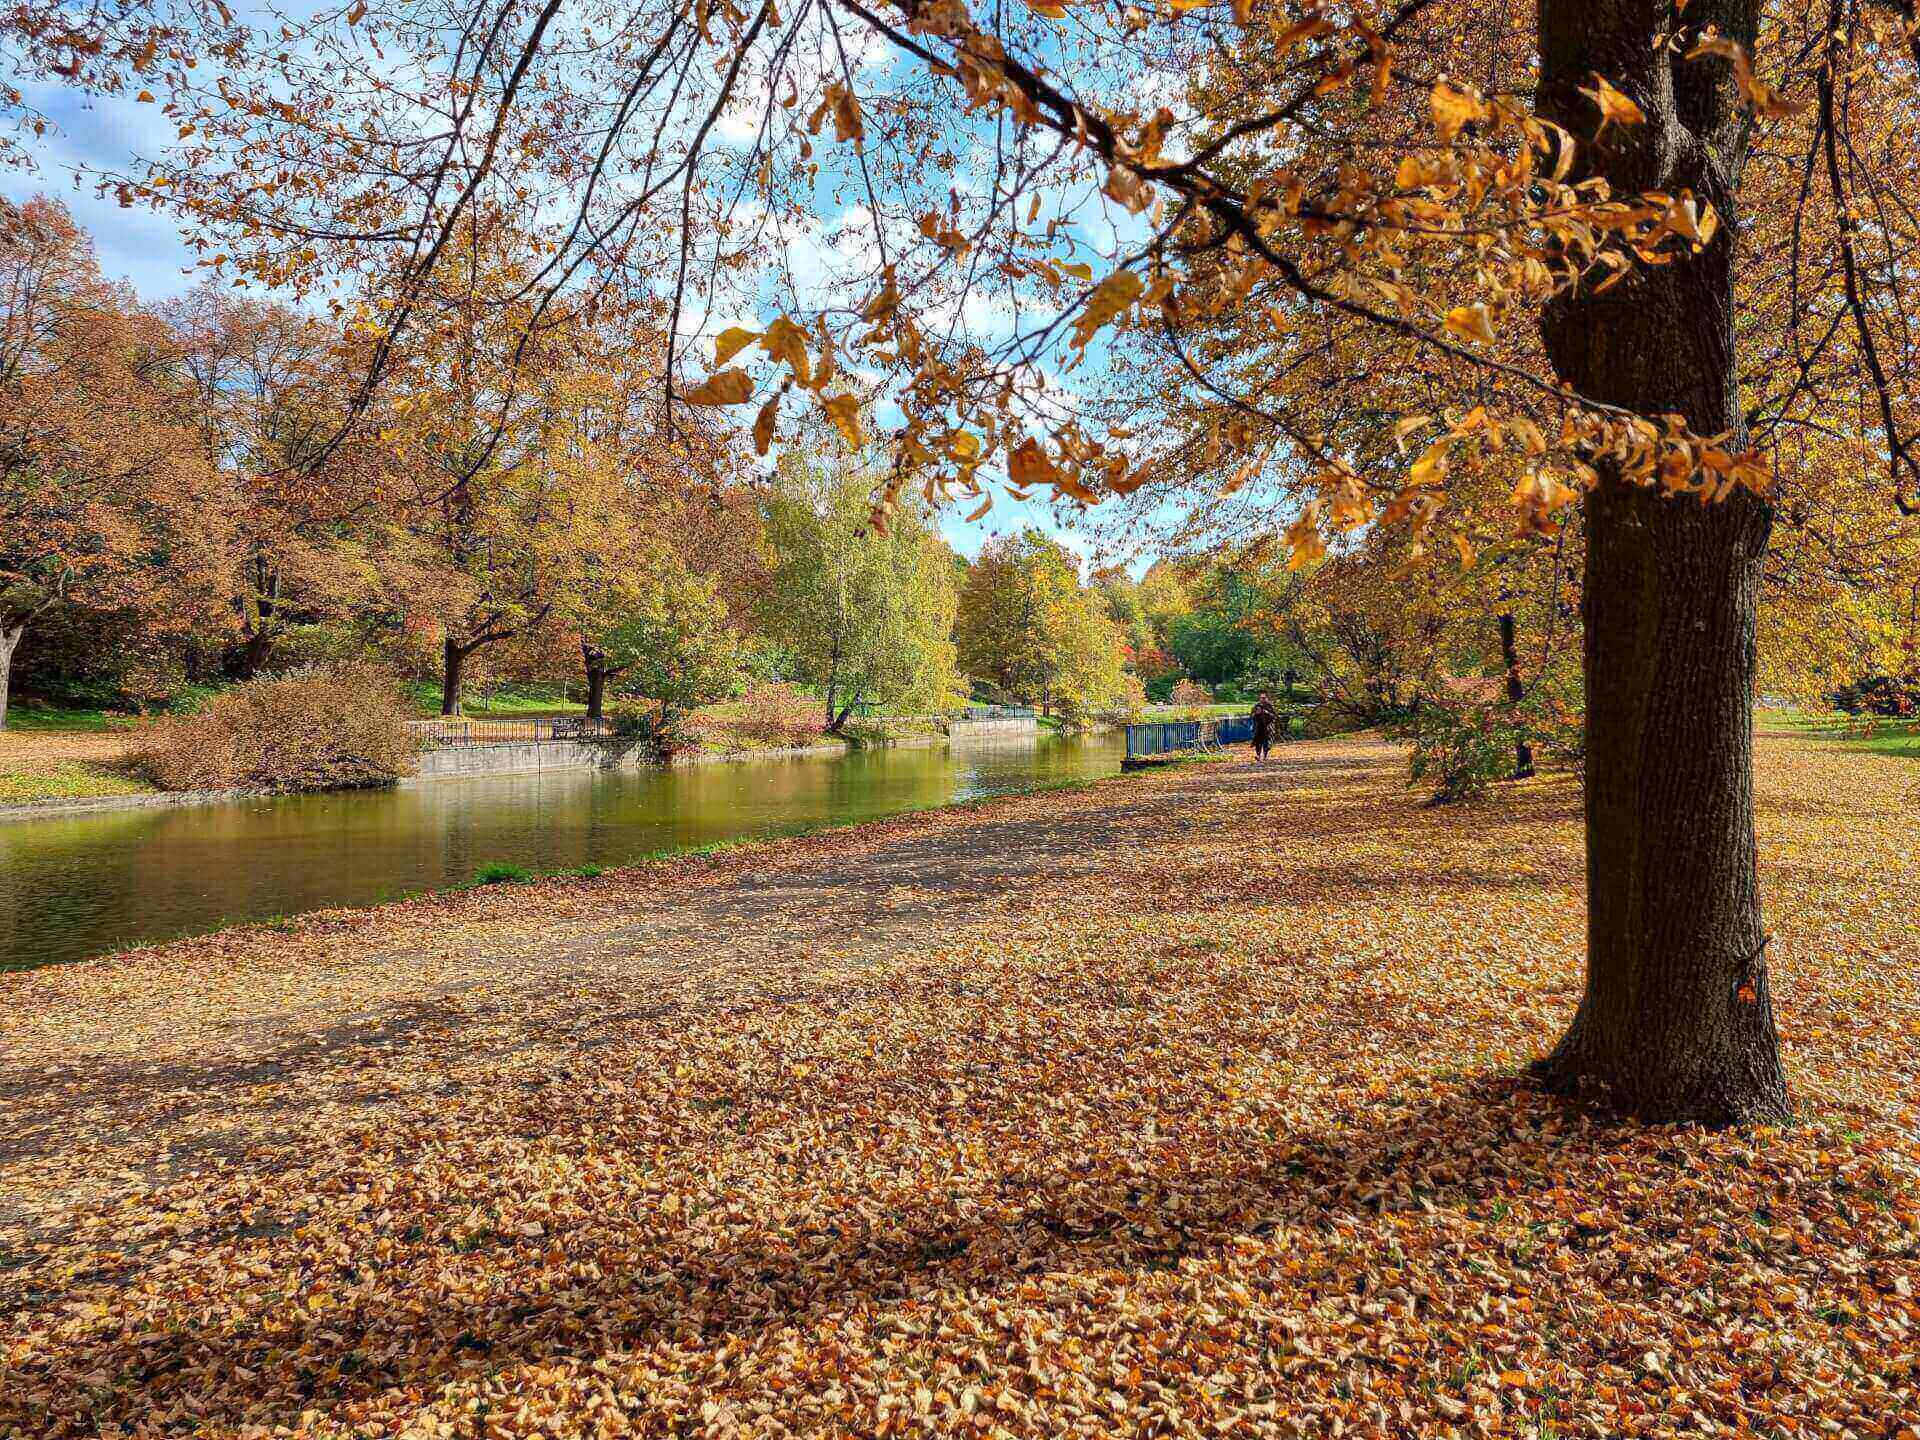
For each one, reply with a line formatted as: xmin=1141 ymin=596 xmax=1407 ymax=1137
xmin=1250 ymin=690 xmax=1278 ymax=762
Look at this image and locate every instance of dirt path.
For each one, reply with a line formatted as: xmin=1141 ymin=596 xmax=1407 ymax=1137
xmin=0 ymin=746 xmax=1265 ymax=1240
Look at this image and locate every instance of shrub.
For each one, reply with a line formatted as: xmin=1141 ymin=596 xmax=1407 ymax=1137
xmin=1830 ymin=672 xmax=1920 ymax=718
xmin=1406 ymin=706 xmax=1523 ymax=804
xmin=1169 ymin=678 xmax=1212 ymax=707
xmin=607 ymin=697 xmax=653 ymax=739
xmin=1302 ymin=701 xmax=1367 ymax=739
xmin=136 ymin=663 xmax=420 ymax=793
xmin=271 ymin=624 xmax=359 ymax=670
xmin=727 ymin=682 xmax=825 ymax=749
xmin=1405 ymin=688 xmax=1582 ymax=804
xmin=838 ymin=715 xmax=896 ymax=748
xmin=607 ymin=698 xmax=703 ymax=757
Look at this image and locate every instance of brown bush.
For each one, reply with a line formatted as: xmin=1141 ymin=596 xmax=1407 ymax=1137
xmin=1168 ymin=678 xmax=1212 ymax=707
xmin=722 ymin=682 xmax=827 ymax=749
xmin=137 ymin=664 xmax=421 ymax=793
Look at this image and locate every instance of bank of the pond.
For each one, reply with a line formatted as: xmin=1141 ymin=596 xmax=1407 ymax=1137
xmin=0 ymin=718 xmax=1054 ymax=821
xmin=0 ymin=729 xmax=1128 ymax=971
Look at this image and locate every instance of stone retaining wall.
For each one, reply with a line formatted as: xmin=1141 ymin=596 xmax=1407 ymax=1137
xmin=404 ymin=732 xmax=950 ymax=784
xmin=407 ymin=736 xmax=655 ymax=781
xmin=945 ymin=716 xmax=1039 ymax=740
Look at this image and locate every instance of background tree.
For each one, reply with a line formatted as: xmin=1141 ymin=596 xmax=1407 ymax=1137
xmin=0 ymin=196 xmax=224 ymax=728
xmin=759 ymin=440 xmax=961 ymax=730
xmin=956 ymin=530 xmax=1131 ymax=715
xmin=599 ymin=549 xmax=741 ymax=729
xmin=167 ymin=284 xmax=383 ymax=678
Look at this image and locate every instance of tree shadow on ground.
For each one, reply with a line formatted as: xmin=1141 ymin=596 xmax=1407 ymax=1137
xmin=10 ymin=1075 xmax=1703 ymax=1435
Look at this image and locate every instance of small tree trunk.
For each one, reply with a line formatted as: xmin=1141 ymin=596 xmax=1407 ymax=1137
xmin=0 ymin=620 xmax=22 ymax=731
xmin=1533 ymin=0 xmax=1789 ymax=1123
xmin=442 ymin=637 xmax=468 ymax=717
xmin=831 ymin=689 xmax=863 ymax=734
xmin=237 ymin=627 xmax=276 ymax=680
xmin=824 ymin=636 xmax=841 ymax=728
xmin=1496 ymin=611 xmax=1535 ymax=779
xmin=583 ymin=643 xmax=608 ymax=721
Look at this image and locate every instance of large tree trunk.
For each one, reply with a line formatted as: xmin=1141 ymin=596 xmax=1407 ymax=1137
xmin=236 ymin=627 xmax=276 ymax=681
xmin=1532 ymin=0 xmax=1788 ymax=1123
xmin=0 ymin=620 xmax=22 ymax=731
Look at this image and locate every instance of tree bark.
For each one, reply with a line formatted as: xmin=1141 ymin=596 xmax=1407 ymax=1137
xmin=442 ymin=637 xmax=470 ymax=717
xmin=0 ymin=620 xmax=22 ymax=731
xmin=583 ymin=642 xmax=608 ymax=721
xmin=1496 ymin=611 xmax=1535 ymax=779
xmin=236 ymin=627 xmax=276 ymax=680
xmin=830 ymin=688 xmax=864 ymax=735
xmin=1532 ymin=0 xmax=1788 ymax=1123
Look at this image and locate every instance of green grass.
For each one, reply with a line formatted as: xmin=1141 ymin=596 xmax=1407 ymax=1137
xmin=1141 ymin=702 xmax=1255 ymax=719
xmin=472 ymin=861 xmax=536 ymax=886
xmin=0 ymin=764 xmax=155 ymax=803
xmin=6 ymin=682 xmax=225 ymax=732
xmin=3 ymin=703 xmax=135 ymax=732
xmin=1760 ymin=705 xmax=1920 ymax=760
xmin=408 ymin=681 xmax=585 ymax=718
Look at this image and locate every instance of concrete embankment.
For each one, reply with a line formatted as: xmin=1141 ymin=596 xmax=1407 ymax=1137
xmin=0 ymin=719 xmax=1038 ymax=819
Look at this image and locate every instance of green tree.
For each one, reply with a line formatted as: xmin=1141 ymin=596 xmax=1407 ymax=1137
xmin=1033 ymin=563 xmax=1131 ymax=721
xmin=598 ymin=549 xmax=741 ymax=726
xmin=957 ymin=530 xmax=1131 ymax=716
xmin=1168 ymin=564 xmax=1303 ymax=694
xmin=759 ymin=442 xmax=960 ymax=731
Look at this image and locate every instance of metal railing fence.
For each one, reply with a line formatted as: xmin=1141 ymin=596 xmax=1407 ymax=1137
xmin=406 ymin=715 xmax=614 ymax=748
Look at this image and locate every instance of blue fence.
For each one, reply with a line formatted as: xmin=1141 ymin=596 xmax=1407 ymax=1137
xmin=1214 ymin=715 xmax=1255 ymax=745
xmin=1124 ymin=714 xmax=1266 ymax=758
xmin=964 ymin=703 xmax=1036 ymax=720
xmin=1126 ymin=721 xmax=1203 ymax=758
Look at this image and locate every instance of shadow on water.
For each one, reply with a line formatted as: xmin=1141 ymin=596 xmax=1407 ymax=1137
xmin=0 ymin=732 xmax=1125 ymax=973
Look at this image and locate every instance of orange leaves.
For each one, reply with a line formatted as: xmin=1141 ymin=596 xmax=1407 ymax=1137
xmin=917 ymin=211 xmax=969 ymax=252
xmin=1406 ymin=437 xmax=1451 ymax=490
xmin=823 ymin=83 xmax=865 ymax=146
xmin=1687 ymin=31 xmax=1805 ymax=120
xmin=819 ymin=392 xmax=864 ymax=449
xmin=713 ymin=326 xmax=760 ymax=366
xmin=753 ymin=396 xmax=779 ymax=456
xmin=1429 ymin=80 xmax=1489 ymax=141
xmin=1284 ymin=501 xmax=1327 ymax=570
xmin=1579 ymin=73 xmax=1645 ymax=136
xmin=1442 ymin=303 xmax=1498 ymax=346
xmin=760 ymin=315 xmax=812 ymax=387
xmin=1007 ymin=437 xmax=1061 ymax=491
xmin=5 ymin=722 xmax=1920 ymax=1440
xmin=681 ymin=367 xmax=754 ymax=406
xmin=1069 ymin=268 xmax=1144 ymax=349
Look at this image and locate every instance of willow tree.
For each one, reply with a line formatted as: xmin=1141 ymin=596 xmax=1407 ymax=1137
xmin=123 ymin=0 xmax=1920 ymax=1121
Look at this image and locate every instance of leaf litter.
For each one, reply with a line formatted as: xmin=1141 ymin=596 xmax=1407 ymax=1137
xmin=2 ymin=731 xmax=1916 ymax=1438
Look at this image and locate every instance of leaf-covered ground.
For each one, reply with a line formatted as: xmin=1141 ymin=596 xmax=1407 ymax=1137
xmin=0 ymin=730 xmax=151 ymax=804
xmin=2 ymin=732 xmax=1916 ymax=1438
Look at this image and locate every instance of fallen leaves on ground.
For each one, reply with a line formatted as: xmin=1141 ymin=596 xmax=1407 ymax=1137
xmin=0 ymin=730 xmax=151 ymax=803
xmin=2 ymin=733 xmax=1917 ymax=1438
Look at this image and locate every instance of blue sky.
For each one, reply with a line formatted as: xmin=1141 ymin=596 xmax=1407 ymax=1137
xmin=2 ymin=84 xmax=204 ymax=298
xmin=3 ymin=53 xmax=1141 ymax=572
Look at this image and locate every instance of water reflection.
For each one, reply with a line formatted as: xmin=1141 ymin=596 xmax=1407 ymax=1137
xmin=0 ymin=732 xmax=1124 ymax=971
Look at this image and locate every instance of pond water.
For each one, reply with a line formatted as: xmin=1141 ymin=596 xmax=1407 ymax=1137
xmin=0 ymin=731 xmax=1126 ymax=972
